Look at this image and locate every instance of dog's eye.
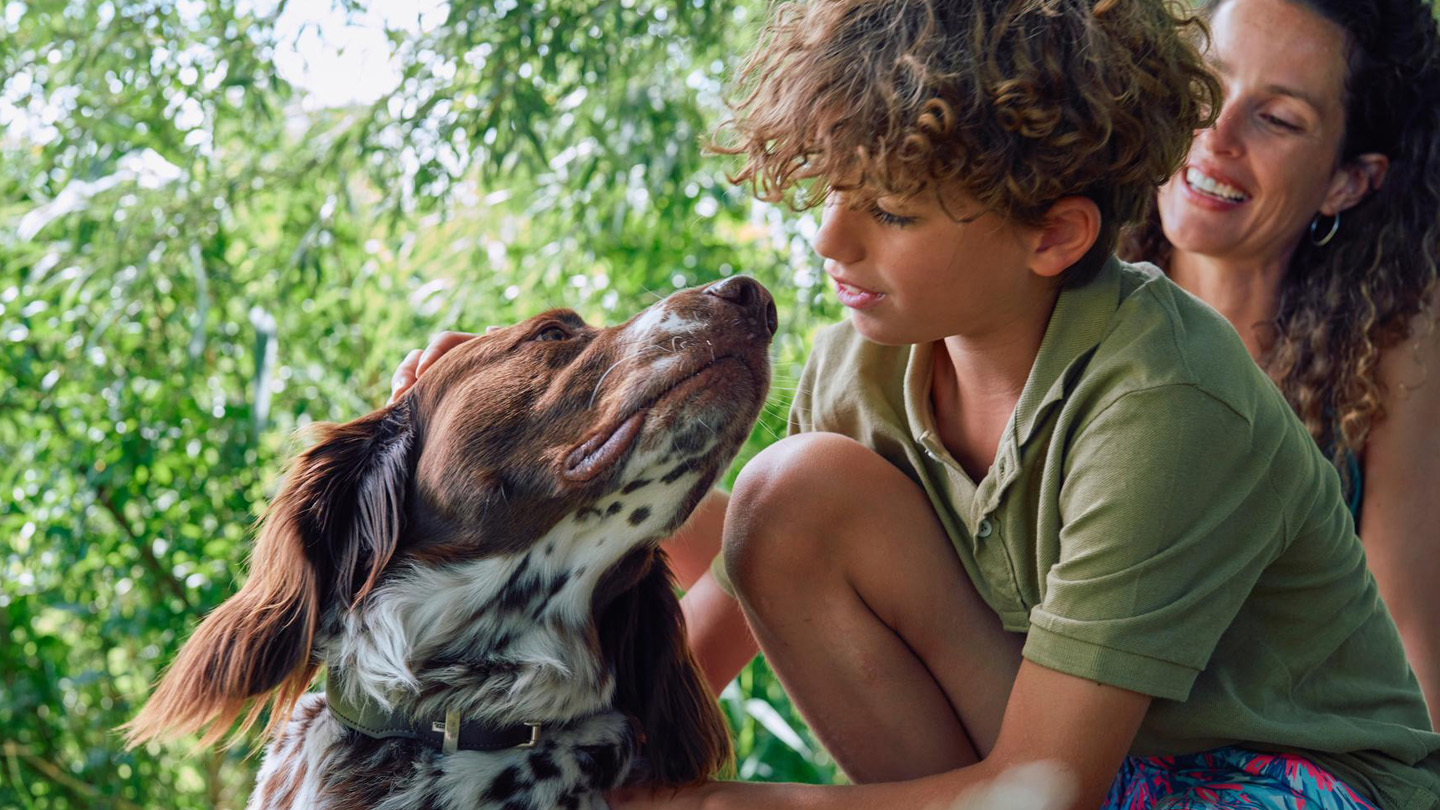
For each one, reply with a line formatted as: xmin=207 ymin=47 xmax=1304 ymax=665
xmin=533 ymin=325 xmax=570 ymax=342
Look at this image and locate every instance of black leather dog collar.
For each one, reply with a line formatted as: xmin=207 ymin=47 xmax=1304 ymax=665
xmin=325 ymin=679 xmax=541 ymax=753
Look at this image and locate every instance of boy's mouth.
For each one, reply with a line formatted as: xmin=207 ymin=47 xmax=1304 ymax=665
xmin=832 ymin=276 xmax=885 ymax=310
xmin=1183 ymin=166 xmax=1251 ymax=205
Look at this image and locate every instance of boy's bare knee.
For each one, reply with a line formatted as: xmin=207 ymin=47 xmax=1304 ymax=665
xmin=723 ymin=432 xmax=879 ymax=595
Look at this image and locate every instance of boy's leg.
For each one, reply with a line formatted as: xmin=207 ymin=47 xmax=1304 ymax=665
xmin=724 ymin=432 xmax=1023 ymax=783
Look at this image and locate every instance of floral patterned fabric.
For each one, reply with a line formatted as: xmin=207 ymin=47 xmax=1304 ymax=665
xmin=1104 ymin=747 xmax=1381 ymax=810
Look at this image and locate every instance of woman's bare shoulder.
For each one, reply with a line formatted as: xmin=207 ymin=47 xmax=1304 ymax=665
xmin=1376 ymin=300 xmax=1440 ymax=410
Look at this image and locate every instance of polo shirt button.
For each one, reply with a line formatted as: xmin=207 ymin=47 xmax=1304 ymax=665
xmin=976 ymin=519 xmax=994 ymax=538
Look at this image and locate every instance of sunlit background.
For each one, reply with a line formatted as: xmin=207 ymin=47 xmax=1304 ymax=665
xmin=0 ymin=1 xmax=842 ymax=806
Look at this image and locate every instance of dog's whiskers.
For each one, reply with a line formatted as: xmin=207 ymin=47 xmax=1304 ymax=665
xmin=751 ymin=419 xmax=782 ymax=441
xmin=590 ymin=345 xmax=671 ymax=408
xmin=590 ymin=356 xmax=636 ymax=408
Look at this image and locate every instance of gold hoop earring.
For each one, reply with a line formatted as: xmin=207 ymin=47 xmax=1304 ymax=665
xmin=1310 ymin=211 xmax=1340 ymax=247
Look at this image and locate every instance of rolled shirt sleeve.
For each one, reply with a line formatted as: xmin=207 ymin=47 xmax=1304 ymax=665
xmin=1024 ymin=383 xmax=1287 ymax=701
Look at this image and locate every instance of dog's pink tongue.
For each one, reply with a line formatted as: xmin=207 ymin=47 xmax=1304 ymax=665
xmin=564 ymin=410 xmax=646 ymax=482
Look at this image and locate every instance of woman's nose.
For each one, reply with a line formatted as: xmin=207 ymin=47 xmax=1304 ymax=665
xmin=1200 ymin=103 xmax=1247 ymax=158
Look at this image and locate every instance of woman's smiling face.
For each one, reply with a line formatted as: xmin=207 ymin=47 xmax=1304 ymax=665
xmin=1157 ymin=0 xmax=1354 ymax=265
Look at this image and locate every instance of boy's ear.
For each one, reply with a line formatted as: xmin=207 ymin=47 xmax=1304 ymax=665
xmin=1031 ymin=196 xmax=1101 ymax=279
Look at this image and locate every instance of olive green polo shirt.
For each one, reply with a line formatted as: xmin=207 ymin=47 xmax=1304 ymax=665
xmin=716 ymin=257 xmax=1440 ymax=809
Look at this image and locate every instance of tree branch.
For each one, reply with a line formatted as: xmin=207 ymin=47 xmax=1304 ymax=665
xmin=2 ymin=742 xmax=144 ymax=810
xmin=94 ymin=488 xmax=192 ymax=611
xmin=20 ymin=338 xmax=195 ymax=612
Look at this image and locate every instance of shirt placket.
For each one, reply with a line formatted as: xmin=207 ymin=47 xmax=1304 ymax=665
xmin=916 ymin=430 xmax=1030 ymax=626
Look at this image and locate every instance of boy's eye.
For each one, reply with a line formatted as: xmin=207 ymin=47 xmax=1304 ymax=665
xmin=868 ymin=203 xmax=917 ymax=227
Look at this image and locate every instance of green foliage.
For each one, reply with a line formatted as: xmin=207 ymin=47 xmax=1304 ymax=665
xmin=0 ymin=0 xmax=841 ymax=807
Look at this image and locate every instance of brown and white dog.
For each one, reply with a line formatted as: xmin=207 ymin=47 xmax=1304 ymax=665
xmin=125 ymin=277 xmax=776 ymax=810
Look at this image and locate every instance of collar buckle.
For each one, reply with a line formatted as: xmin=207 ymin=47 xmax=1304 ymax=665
xmin=432 ymin=709 xmax=462 ymax=754
xmin=430 ymin=713 xmax=542 ymax=752
xmin=518 ymin=722 xmax=542 ymax=749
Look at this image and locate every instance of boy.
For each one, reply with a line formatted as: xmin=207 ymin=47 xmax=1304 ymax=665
xmin=397 ymin=0 xmax=1440 ymax=807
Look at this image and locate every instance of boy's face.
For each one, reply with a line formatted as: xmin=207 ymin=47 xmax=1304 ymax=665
xmin=813 ymin=188 xmax=1044 ymax=346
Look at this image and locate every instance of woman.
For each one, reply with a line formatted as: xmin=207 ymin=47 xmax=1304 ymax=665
xmin=1121 ymin=0 xmax=1440 ymax=726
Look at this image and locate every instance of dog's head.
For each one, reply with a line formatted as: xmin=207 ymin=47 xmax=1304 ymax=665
xmin=402 ymin=274 xmax=773 ymax=560
xmin=125 ymin=276 xmax=774 ymax=784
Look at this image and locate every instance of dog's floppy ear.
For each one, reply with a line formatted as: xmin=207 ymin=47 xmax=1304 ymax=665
xmin=123 ymin=400 xmax=415 ymax=748
xmin=603 ymin=552 xmax=733 ymax=786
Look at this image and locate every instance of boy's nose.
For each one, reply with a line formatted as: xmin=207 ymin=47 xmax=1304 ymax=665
xmin=813 ymin=199 xmax=865 ymax=266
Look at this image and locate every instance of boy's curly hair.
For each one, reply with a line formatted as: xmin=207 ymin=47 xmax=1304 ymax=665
xmin=714 ymin=0 xmax=1219 ymax=280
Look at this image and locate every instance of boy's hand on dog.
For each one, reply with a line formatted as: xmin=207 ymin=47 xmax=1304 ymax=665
xmin=605 ymin=760 xmax=1076 ymax=810
xmin=389 ymin=330 xmax=485 ymax=403
xmin=605 ymin=783 xmax=711 ymax=810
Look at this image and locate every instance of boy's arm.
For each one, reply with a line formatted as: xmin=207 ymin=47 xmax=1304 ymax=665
xmin=664 ymin=489 xmax=759 ymax=695
xmin=665 ymin=489 xmax=729 ymax=589
xmin=611 ymin=659 xmax=1149 ymax=810
xmin=681 ymin=571 xmax=758 ymax=696
xmin=980 ymin=660 xmax=1149 ymax=807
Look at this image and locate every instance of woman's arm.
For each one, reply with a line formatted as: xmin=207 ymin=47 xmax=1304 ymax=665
xmin=610 ymin=659 xmax=1150 ymax=810
xmin=1360 ymin=311 xmax=1440 ymax=729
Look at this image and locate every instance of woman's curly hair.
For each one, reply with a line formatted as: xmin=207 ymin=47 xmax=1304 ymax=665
xmin=1121 ymin=0 xmax=1440 ymax=477
xmin=713 ymin=0 xmax=1220 ymax=281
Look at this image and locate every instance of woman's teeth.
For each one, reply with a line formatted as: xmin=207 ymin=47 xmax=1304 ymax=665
xmin=1186 ymin=168 xmax=1248 ymax=203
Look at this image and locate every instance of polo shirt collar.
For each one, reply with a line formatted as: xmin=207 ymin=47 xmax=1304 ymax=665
xmin=903 ymin=256 xmax=1124 ymax=454
xmin=1012 ymin=255 xmax=1123 ymax=444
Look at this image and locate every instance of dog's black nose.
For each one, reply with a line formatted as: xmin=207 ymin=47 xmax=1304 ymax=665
xmin=706 ymin=276 xmax=778 ymax=336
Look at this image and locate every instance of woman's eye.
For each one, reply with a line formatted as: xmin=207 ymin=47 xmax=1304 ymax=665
xmin=534 ymin=325 xmax=569 ymax=342
xmin=1262 ymin=113 xmax=1302 ymax=132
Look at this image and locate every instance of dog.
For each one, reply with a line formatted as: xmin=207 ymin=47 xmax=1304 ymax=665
xmin=124 ymin=276 xmax=777 ymax=810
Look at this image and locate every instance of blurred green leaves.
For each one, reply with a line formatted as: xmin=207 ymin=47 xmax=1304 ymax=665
xmin=0 ymin=0 xmax=838 ymax=807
